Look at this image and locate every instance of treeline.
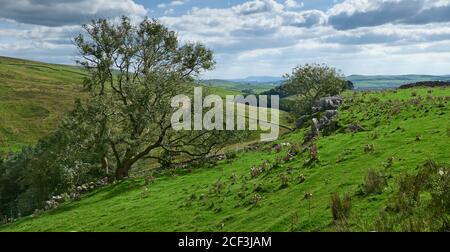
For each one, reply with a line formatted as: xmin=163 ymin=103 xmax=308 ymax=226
xmin=399 ymin=81 xmax=450 ymax=89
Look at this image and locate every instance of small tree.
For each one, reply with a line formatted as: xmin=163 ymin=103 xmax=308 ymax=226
xmin=74 ymin=16 xmax=236 ymax=179
xmin=283 ymin=63 xmax=347 ymax=116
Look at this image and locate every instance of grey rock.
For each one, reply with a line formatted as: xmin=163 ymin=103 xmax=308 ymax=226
xmin=312 ymin=96 xmax=343 ymax=113
xmin=324 ymin=110 xmax=339 ymax=120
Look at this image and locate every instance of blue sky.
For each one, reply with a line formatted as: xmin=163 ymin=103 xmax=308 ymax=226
xmin=1 ymin=0 xmax=450 ymax=79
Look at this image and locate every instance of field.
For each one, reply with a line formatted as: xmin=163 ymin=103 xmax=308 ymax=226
xmin=2 ymin=86 xmax=449 ymax=232
xmin=0 ymin=56 xmax=276 ymax=156
xmin=0 ymin=56 xmax=86 ymax=154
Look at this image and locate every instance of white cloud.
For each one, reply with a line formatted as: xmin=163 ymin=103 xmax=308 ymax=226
xmin=158 ymin=0 xmax=190 ymax=9
xmin=233 ymin=0 xmax=284 ymax=15
xmin=0 ymin=0 xmax=147 ymax=26
xmin=284 ymin=0 xmax=304 ymax=9
xmin=2 ymin=0 xmax=450 ymax=78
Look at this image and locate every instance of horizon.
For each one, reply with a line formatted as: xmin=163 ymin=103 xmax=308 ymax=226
xmin=1 ymin=0 xmax=450 ymax=78
xmin=2 ymin=55 xmax=450 ymax=81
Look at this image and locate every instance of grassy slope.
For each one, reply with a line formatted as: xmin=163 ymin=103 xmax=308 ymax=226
xmin=202 ymin=79 xmax=278 ymax=94
xmin=0 ymin=56 xmax=265 ymax=156
xmin=0 ymin=56 xmax=86 ymax=154
xmin=2 ymin=87 xmax=449 ymax=232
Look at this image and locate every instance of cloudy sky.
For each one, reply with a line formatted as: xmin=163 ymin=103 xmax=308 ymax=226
xmin=1 ymin=0 xmax=450 ymax=79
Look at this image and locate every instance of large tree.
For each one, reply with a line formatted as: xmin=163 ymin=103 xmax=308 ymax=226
xmin=283 ymin=63 xmax=347 ymax=116
xmin=74 ymin=17 xmax=234 ymax=179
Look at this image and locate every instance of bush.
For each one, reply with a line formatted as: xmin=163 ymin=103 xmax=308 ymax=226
xmin=279 ymin=173 xmax=289 ymax=188
xmin=361 ymin=169 xmax=388 ymax=195
xmin=364 ymin=144 xmax=375 ymax=153
xmin=331 ymin=193 xmax=352 ymax=222
xmin=375 ymin=161 xmax=450 ymax=232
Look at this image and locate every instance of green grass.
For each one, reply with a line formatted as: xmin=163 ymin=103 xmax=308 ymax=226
xmin=202 ymin=79 xmax=278 ymax=94
xmin=0 ymin=57 xmax=255 ymax=156
xmin=2 ymin=87 xmax=449 ymax=232
xmin=0 ymin=56 xmax=86 ymax=154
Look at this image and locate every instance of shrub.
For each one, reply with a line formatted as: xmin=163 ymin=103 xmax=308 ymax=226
xmin=279 ymin=173 xmax=289 ymax=188
xmin=251 ymin=194 xmax=262 ymax=205
xmin=411 ymin=91 xmax=418 ymax=97
xmin=230 ymin=173 xmax=238 ymax=184
xmin=298 ymin=174 xmax=306 ymax=184
xmin=384 ymin=157 xmax=395 ymax=168
xmin=364 ymin=144 xmax=375 ymax=153
xmin=375 ymin=161 xmax=450 ymax=232
xmin=250 ymin=166 xmax=264 ymax=178
xmin=330 ymin=193 xmax=352 ymax=222
xmin=361 ymin=169 xmax=388 ymax=195
xmin=211 ymin=180 xmax=225 ymax=194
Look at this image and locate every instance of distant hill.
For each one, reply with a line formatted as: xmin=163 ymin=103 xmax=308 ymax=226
xmin=0 ymin=56 xmax=240 ymax=155
xmin=226 ymin=76 xmax=284 ymax=84
xmin=347 ymin=74 xmax=450 ymax=90
xmin=207 ymin=74 xmax=450 ymax=91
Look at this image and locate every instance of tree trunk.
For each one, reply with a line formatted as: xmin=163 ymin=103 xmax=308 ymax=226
xmin=101 ymin=156 xmax=109 ymax=175
xmin=115 ymin=160 xmax=133 ymax=180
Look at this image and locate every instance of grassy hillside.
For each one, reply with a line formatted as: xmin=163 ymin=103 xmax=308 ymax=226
xmin=0 ymin=57 xmax=86 ymax=155
xmin=0 ymin=57 xmax=257 ymax=156
xmin=202 ymin=79 xmax=278 ymax=94
xmin=2 ymin=87 xmax=449 ymax=232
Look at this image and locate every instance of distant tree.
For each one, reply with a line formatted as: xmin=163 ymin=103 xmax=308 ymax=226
xmin=346 ymin=80 xmax=355 ymax=90
xmin=283 ymin=63 xmax=347 ymax=116
xmin=74 ymin=16 xmax=236 ymax=179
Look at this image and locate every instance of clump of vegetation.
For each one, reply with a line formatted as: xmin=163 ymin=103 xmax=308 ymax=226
xmin=411 ymin=91 xmax=418 ymax=97
xmin=336 ymin=149 xmax=352 ymax=163
xmin=211 ymin=180 xmax=225 ymax=194
xmin=384 ymin=157 xmax=395 ymax=169
xmin=330 ymin=193 xmax=352 ymax=222
xmin=251 ymin=194 xmax=263 ymax=206
xmin=297 ymin=174 xmax=306 ymax=184
xmin=415 ymin=135 xmax=422 ymax=142
xmin=368 ymin=131 xmax=379 ymax=140
xmin=361 ymin=169 xmax=388 ymax=195
xmin=304 ymin=144 xmax=319 ymax=167
xmin=304 ymin=192 xmax=314 ymax=218
xmin=364 ymin=144 xmax=375 ymax=154
xmin=229 ymin=173 xmax=238 ymax=184
xmin=375 ymin=161 xmax=450 ymax=232
xmin=250 ymin=166 xmax=264 ymax=178
xmin=279 ymin=173 xmax=289 ymax=188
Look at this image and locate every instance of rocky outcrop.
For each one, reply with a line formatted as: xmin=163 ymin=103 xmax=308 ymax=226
xmin=312 ymin=96 xmax=343 ymax=113
xmin=302 ymin=95 xmax=343 ymax=144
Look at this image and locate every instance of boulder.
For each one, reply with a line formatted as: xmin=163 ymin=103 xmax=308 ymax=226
xmin=324 ymin=110 xmax=339 ymax=120
xmin=312 ymin=96 xmax=343 ymax=113
xmin=311 ymin=118 xmax=320 ymax=136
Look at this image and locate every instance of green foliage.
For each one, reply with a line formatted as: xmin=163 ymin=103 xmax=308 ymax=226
xmin=330 ymin=193 xmax=352 ymax=222
xmin=74 ymin=16 xmax=240 ymax=179
xmin=283 ymin=63 xmax=347 ymax=116
xmin=376 ymin=161 xmax=450 ymax=232
xmin=0 ymin=112 xmax=106 ymax=218
xmin=361 ymin=169 xmax=388 ymax=195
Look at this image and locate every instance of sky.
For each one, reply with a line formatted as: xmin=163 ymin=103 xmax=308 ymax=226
xmin=1 ymin=0 xmax=450 ymax=79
